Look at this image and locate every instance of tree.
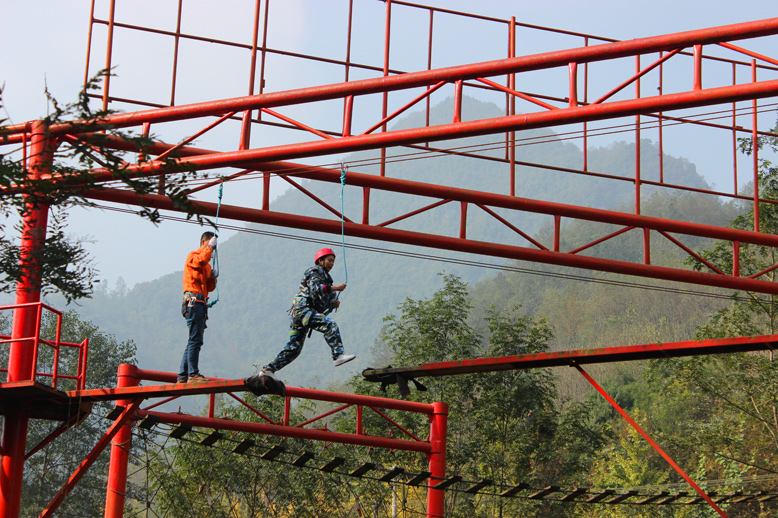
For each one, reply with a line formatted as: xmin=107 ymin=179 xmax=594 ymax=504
xmin=349 ymin=274 xmax=603 ymax=517
xmin=619 ymin=117 xmax=778 ymax=517
xmin=0 ymin=75 xmax=218 ymax=303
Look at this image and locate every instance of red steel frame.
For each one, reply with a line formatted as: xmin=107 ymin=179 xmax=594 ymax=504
xmin=0 ymin=303 xmax=89 ymax=391
xmin=0 ymin=122 xmax=52 ymax=518
xmin=360 ymin=336 xmax=778 ymax=518
xmin=93 ymin=365 xmax=448 ymax=518
xmin=2 ymin=4 xmax=778 ymax=517
xmin=5 ymin=17 xmax=778 ymax=294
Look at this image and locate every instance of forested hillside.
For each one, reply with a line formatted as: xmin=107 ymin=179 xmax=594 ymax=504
xmin=64 ymin=97 xmax=727 ymax=390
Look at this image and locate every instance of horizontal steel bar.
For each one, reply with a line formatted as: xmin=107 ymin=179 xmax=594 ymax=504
xmin=4 ymin=18 xmax=777 ymax=137
xmin=139 ymin=409 xmax=432 ymax=453
xmin=362 ymin=335 xmax=778 ymax=379
xmin=83 ymin=187 xmax=778 ymax=294
xmin=70 ymin=376 xmax=435 ymax=414
xmin=97 ymin=157 xmax=778 ymax=248
xmin=69 ymin=78 xmax=778 ymax=186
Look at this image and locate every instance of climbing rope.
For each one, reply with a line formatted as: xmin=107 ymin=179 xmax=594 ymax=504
xmin=340 ymin=163 xmax=348 ymax=285
xmin=208 ymin=177 xmax=224 ymax=308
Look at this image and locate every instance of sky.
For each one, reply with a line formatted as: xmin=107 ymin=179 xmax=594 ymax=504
xmin=2 ymin=0 xmax=777 ymax=291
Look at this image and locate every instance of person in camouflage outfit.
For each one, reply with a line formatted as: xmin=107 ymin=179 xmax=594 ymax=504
xmin=261 ymin=248 xmax=355 ymax=377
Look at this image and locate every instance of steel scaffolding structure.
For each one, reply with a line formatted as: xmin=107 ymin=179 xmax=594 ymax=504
xmin=2 ymin=1 xmax=778 ymax=516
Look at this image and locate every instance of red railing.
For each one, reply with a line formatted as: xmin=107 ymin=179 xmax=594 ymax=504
xmin=0 ymin=302 xmax=89 ymax=390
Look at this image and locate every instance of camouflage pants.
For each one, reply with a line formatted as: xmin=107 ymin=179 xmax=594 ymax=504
xmin=264 ymin=307 xmax=344 ymax=372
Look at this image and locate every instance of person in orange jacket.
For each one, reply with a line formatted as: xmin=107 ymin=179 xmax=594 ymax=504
xmin=178 ymin=231 xmax=218 ymax=383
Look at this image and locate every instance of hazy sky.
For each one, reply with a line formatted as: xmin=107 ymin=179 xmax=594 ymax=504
xmin=2 ymin=0 xmax=777 ymax=291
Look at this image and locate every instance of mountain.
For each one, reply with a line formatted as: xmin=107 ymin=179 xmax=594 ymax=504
xmin=60 ymin=96 xmax=721 ymax=389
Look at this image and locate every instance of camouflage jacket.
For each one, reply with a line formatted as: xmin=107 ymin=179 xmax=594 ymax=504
xmin=290 ymin=265 xmax=338 ymax=314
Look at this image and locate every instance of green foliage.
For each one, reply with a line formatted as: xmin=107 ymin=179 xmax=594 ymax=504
xmin=0 ymin=72 xmax=220 ymax=302
xmin=348 ymin=274 xmax=604 ymax=517
xmin=146 ymin=394 xmax=401 ymax=517
xmin=581 ymin=117 xmax=778 ymax=518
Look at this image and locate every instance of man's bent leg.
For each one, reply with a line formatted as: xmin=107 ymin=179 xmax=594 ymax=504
xmin=264 ymin=316 xmax=307 ymax=372
xmin=308 ymin=312 xmax=345 ymax=359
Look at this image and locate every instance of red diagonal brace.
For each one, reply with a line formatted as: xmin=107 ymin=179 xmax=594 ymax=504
xmin=37 ymin=399 xmax=142 ymax=518
xmin=573 ymin=364 xmax=728 ymax=518
xmin=25 ymin=409 xmax=91 ymax=460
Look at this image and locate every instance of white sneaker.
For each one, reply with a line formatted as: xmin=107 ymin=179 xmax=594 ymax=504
xmin=333 ymin=354 xmax=356 ymax=367
xmin=260 ymin=368 xmax=279 ymax=381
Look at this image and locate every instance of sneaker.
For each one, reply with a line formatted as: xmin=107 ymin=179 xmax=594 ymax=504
xmin=333 ymin=354 xmax=356 ymax=367
xmin=176 ymin=376 xmax=188 ymax=383
xmin=188 ymin=373 xmax=207 ymax=382
xmin=260 ymin=368 xmax=279 ymax=381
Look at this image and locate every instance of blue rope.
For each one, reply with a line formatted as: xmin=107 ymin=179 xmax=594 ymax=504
xmin=208 ymin=178 xmax=224 ymax=308
xmin=340 ymin=163 xmax=348 ymax=285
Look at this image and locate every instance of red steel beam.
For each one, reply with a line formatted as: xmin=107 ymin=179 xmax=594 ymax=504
xmin=37 ymin=132 xmax=778 ymax=252
xmin=293 ymin=164 xmax=778 ymax=245
xmin=575 ymin=364 xmax=728 ymax=517
xmin=138 ymin=409 xmax=432 ymax=453
xmin=70 ymin=377 xmax=436 ymax=415
xmin=362 ymin=334 xmax=778 ymax=379
xmin=4 ymin=17 xmax=778 ymax=139
xmin=38 ymin=399 xmax=142 ymax=518
xmin=83 ymin=187 xmax=778 ymax=295
xmin=39 ymin=77 xmax=778 ymax=181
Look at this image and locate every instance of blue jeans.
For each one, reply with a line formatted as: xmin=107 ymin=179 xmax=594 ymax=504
xmin=264 ymin=307 xmax=344 ymax=373
xmin=180 ymin=302 xmax=207 ymax=378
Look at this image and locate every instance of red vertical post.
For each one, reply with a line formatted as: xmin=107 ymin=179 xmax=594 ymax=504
xmin=453 ymin=80 xmax=463 ymax=123
xmin=83 ymin=0 xmax=97 ymax=89
xmin=104 ymin=364 xmax=140 ymax=518
xmin=459 ymin=202 xmax=467 ymax=239
xmin=568 ymin=62 xmax=578 ymax=107
xmin=425 ymin=9 xmax=434 ymax=142
xmin=239 ymin=0 xmax=262 ymax=151
xmin=752 ymin=59 xmax=760 ymax=232
xmin=658 ymin=51 xmax=664 ymax=184
xmin=362 ymin=187 xmax=370 ymax=225
xmin=257 ymin=0 xmax=270 ymax=103
xmin=102 ymin=0 xmax=117 ymax=112
xmin=0 ymin=121 xmax=53 ymax=518
xmin=342 ymin=96 xmax=354 ymax=137
xmin=583 ymin=37 xmax=589 ymax=172
xmin=427 ymin=402 xmax=448 ymax=518
xmin=693 ymin=44 xmax=703 ymax=90
xmin=732 ymin=63 xmax=738 ymax=194
xmin=169 ymin=0 xmax=183 ymax=107
xmin=508 ymin=17 xmax=516 ymax=195
xmin=343 ymin=0 xmax=354 ymax=132
xmin=635 ymin=54 xmax=642 ymax=215
xmin=380 ymin=0 xmax=392 ymax=178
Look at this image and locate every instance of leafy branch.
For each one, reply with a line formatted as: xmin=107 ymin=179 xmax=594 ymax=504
xmin=0 ymin=70 xmax=222 ymax=302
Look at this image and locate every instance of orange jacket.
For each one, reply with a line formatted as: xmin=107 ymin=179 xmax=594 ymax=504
xmin=182 ymin=245 xmax=217 ymax=297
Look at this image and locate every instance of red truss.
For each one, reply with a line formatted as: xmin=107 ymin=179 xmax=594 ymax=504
xmin=4 ymin=5 xmax=778 ymax=517
xmin=5 ymin=18 xmax=778 ymax=294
